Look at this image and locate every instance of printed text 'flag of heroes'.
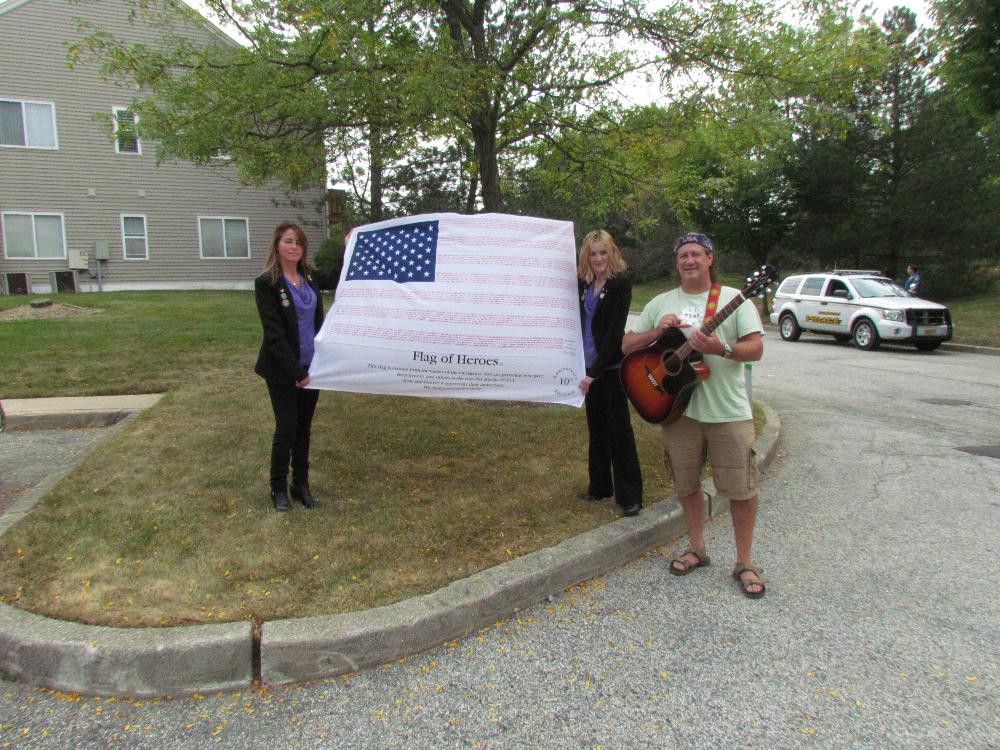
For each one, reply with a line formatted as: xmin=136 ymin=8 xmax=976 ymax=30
xmin=309 ymin=213 xmax=586 ymax=407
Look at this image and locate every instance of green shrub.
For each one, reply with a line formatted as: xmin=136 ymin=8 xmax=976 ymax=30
xmin=312 ymin=234 xmax=346 ymax=289
xmin=921 ymin=261 xmax=998 ymax=300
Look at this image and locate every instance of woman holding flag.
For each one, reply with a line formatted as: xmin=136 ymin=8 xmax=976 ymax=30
xmin=254 ymin=222 xmax=329 ymax=512
xmin=576 ymin=230 xmax=643 ymax=517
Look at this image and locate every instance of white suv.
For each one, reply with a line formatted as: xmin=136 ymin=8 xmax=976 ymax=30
xmin=770 ymin=270 xmax=953 ymax=351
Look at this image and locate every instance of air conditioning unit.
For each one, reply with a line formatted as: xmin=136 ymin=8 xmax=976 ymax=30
xmin=50 ymin=270 xmax=78 ymax=294
xmin=2 ymin=272 xmax=30 ymax=295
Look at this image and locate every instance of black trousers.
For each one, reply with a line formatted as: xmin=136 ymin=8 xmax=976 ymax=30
xmin=585 ymin=370 xmax=643 ymax=508
xmin=266 ymin=380 xmax=320 ymax=491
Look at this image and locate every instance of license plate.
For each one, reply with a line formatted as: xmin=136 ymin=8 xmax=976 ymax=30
xmin=917 ymin=326 xmax=943 ymax=336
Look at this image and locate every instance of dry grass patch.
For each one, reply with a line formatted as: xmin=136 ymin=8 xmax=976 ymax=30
xmin=0 ymin=373 xmax=681 ymax=627
xmin=0 ymin=289 xmax=771 ymax=628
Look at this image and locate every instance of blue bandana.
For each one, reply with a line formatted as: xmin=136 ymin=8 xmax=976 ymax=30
xmin=674 ymin=232 xmax=715 ymax=254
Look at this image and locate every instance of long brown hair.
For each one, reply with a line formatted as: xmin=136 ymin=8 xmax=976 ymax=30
xmin=577 ymin=229 xmax=627 ymax=284
xmin=261 ymin=222 xmax=314 ymax=284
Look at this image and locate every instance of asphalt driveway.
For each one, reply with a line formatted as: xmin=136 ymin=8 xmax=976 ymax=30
xmin=0 ymin=335 xmax=997 ymax=749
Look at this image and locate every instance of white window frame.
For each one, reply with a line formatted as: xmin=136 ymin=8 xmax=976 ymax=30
xmin=1 ymin=211 xmax=67 ymax=260
xmin=120 ymin=214 xmax=149 ymax=261
xmin=197 ymin=216 xmax=251 ymax=259
xmin=113 ymin=106 xmax=141 ymax=154
xmin=0 ymin=98 xmax=58 ymax=149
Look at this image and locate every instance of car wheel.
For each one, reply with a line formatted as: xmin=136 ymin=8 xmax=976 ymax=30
xmin=834 ymin=334 xmax=850 ymax=342
xmin=852 ymin=319 xmax=881 ymax=351
xmin=779 ymin=313 xmax=801 ymax=342
xmin=914 ymin=341 xmax=941 ymax=351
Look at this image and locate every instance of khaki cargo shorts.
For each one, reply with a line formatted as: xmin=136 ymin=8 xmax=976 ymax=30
xmin=660 ymin=416 xmax=758 ymax=500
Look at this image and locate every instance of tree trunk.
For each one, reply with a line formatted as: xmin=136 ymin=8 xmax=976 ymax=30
xmin=369 ymin=124 xmax=384 ymax=222
xmin=465 ymin=173 xmax=478 ymax=213
xmin=472 ymin=117 xmax=502 ymax=212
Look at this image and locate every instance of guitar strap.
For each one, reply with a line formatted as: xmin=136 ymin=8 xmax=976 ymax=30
xmin=704 ymin=283 xmax=722 ymax=323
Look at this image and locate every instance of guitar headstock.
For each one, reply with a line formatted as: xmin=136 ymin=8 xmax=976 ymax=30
xmin=744 ymin=264 xmax=778 ymax=298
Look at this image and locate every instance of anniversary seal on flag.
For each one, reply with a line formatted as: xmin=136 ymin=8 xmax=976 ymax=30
xmin=308 ymin=213 xmax=585 ymax=407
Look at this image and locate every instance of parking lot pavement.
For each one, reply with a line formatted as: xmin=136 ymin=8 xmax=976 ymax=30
xmin=0 ymin=345 xmax=997 ymax=748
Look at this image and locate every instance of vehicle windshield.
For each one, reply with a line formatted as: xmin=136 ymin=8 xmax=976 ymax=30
xmin=851 ymin=278 xmax=911 ymax=298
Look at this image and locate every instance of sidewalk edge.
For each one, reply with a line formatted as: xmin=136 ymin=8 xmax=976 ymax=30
xmin=0 ymin=402 xmax=781 ymax=696
xmin=258 ymin=402 xmax=783 ymax=686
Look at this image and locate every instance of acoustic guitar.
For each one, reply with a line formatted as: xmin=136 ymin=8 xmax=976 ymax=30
xmin=620 ymin=265 xmax=777 ymax=424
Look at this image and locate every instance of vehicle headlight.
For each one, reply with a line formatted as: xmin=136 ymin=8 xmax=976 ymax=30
xmin=881 ymin=309 xmax=906 ymax=322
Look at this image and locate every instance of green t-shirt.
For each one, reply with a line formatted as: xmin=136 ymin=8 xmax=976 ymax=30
xmin=630 ymin=286 xmax=763 ymax=423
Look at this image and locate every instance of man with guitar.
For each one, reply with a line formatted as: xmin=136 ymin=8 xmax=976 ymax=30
xmin=621 ymin=232 xmax=766 ymax=599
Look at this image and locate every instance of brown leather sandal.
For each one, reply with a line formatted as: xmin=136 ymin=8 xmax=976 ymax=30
xmin=669 ymin=547 xmax=710 ymax=576
xmin=732 ymin=563 xmax=766 ymax=599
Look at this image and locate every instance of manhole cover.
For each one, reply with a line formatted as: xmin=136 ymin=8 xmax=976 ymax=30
xmin=919 ymin=398 xmax=973 ymax=406
xmin=956 ymin=445 xmax=1000 ymax=459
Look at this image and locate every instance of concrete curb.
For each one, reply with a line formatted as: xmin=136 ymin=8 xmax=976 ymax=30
xmin=3 ymin=394 xmax=164 ymax=431
xmin=0 ymin=398 xmax=781 ymax=696
xmin=260 ymin=400 xmax=783 ymax=685
xmin=758 ymin=321 xmax=999 ymax=357
xmin=938 ymin=342 xmax=1000 ymax=356
xmin=0 ymin=393 xmax=253 ymax=697
xmin=0 ymin=606 xmax=253 ymax=698
xmin=261 ymin=499 xmax=690 ymax=684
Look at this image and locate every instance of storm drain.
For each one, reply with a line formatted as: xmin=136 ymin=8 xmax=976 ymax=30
xmin=956 ymin=445 xmax=1000 ymax=460
xmin=919 ymin=398 xmax=973 ymax=406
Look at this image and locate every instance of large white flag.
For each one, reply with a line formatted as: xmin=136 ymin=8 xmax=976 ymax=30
xmin=309 ymin=213 xmax=585 ymax=407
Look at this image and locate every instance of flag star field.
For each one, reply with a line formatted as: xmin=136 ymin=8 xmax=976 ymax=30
xmin=345 ymin=220 xmax=438 ymax=283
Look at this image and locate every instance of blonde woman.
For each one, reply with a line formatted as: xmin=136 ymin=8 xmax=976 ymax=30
xmin=254 ymin=222 xmax=329 ymax=512
xmin=577 ymin=230 xmax=643 ymax=516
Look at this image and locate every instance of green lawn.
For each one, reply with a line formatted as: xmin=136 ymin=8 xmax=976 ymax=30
xmin=0 ymin=290 xmax=693 ymax=627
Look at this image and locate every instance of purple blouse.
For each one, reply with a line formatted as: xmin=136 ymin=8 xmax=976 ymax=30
xmin=583 ymin=284 xmax=599 ymax=370
xmin=285 ymin=276 xmax=317 ymax=367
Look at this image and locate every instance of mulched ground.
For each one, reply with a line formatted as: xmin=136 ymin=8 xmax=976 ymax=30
xmin=0 ymin=302 xmax=102 ymax=321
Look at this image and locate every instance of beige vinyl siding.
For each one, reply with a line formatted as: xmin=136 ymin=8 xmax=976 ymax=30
xmin=0 ymin=0 xmax=327 ymax=292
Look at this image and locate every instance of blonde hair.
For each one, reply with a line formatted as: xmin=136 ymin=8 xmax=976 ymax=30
xmin=261 ymin=222 xmax=314 ymax=283
xmin=577 ymin=229 xmax=627 ymax=284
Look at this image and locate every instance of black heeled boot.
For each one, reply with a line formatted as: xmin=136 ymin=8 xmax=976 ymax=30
xmin=271 ymin=485 xmax=291 ymax=512
xmin=290 ymin=481 xmax=317 ymax=508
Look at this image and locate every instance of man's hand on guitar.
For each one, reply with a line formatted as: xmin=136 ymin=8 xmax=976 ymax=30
xmin=687 ymin=328 xmax=724 ymax=356
xmin=656 ymin=314 xmax=688 ymax=331
xmin=623 ymin=315 xmax=691 ymax=355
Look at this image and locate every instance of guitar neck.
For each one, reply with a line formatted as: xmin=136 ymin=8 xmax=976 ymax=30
xmin=702 ymin=292 xmax=747 ymax=335
xmin=673 ymin=289 xmax=747 ymax=360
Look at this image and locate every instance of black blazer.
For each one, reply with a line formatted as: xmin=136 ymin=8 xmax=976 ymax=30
xmin=578 ymin=274 xmax=632 ymax=379
xmin=254 ymin=270 xmax=327 ymax=385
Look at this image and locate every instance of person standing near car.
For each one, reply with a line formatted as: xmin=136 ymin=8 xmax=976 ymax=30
xmin=577 ymin=230 xmax=643 ymax=517
xmin=621 ymin=232 xmax=766 ymax=598
xmin=255 ymin=222 xmax=328 ymax=512
xmin=904 ymin=264 xmax=921 ymax=294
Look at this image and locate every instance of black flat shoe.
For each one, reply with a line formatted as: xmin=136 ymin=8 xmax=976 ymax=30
xmin=290 ymin=485 xmax=317 ymax=508
xmin=621 ymin=503 xmax=642 ymax=517
xmin=271 ymin=490 xmax=291 ymax=512
xmin=581 ymin=492 xmax=612 ymax=502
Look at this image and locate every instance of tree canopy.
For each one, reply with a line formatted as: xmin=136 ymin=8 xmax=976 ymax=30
xmin=75 ymin=0 xmax=1000 ymax=297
